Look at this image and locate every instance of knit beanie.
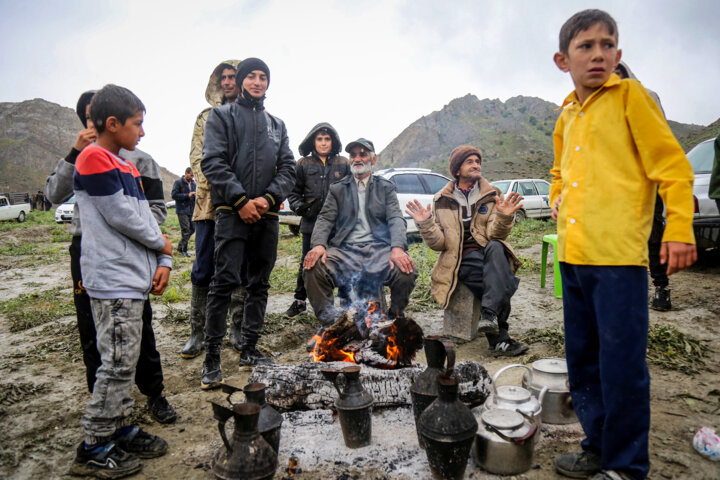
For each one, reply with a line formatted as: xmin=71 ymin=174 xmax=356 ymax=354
xmin=448 ymin=145 xmax=482 ymax=178
xmin=235 ymin=57 xmax=270 ymax=87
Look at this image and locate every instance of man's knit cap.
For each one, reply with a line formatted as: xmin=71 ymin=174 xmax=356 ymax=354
xmin=448 ymin=145 xmax=482 ymax=178
xmin=235 ymin=57 xmax=270 ymax=86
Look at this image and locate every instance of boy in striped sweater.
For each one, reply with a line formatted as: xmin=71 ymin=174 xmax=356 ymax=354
xmin=70 ymin=84 xmax=172 ymax=479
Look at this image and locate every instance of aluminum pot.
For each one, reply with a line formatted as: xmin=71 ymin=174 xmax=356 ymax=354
xmin=479 ymin=364 xmax=547 ymax=426
xmin=472 ymin=408 xmax=537 ymax=475
xmin=522 ymin=358 xmax=578 ymax=425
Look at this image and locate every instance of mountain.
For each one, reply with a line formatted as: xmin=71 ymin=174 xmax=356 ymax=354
xmin=0 ymin=98 xmax=180 ymax=201
xmin=378 ymin=94 xmax=707 ymax=180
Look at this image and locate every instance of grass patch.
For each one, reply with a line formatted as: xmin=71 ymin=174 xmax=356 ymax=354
xmin=507 ymin=218 xmax=556 ymax=249
xmin=0 ymin=210 xmax=55 ymax=232
xmin=0 ymin=242 xmax=39 ymax=256
xmin=407 ymin=243 xmax=439 ymax=312
xmin=157 ymin=285 xmax=191 ymax=304
xmin=520 ymin=324 xmax=711 ymax=375
xmin=517 ymin=255 xmax=541 ymax=275
xmin=261 ymin=312 xmax=319 ymax=335
xmin=270 ymin=265 xmax=298 ymax=294
xmin=0 ymin=287 xmax=74 ymax=332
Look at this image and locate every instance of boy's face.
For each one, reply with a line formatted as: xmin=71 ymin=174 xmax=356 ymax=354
xmin=110 ymin=111 xmax=145 ymax=151
xmin=553 ymin=22 xmax=622 ymax=103
xmin=314 ymin=132 xmax=332 ymax=157
xmin=242 ymin=70 xmax=269 ymax=99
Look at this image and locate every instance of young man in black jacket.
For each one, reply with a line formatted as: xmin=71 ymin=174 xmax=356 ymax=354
xmin=171 ymin=167 xmax=196 ymax=257
xmin=200 ymin=58 xmax=296 ymax=387
xmin=285 ymin=123 xmax=350 ymax=318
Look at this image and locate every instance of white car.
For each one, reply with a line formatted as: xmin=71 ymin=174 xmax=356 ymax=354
xmin=376 ymin=167 xmax=452 ymax=234
xmin=54 ymin=195 xmax=75 ymax=223
xmin=687 ymin=138 xmax=720 ymax=250
xmin=490 ymin=178 xmax=551 ymax=220
xmin=279 ymin=199 xmax=300 ymax=236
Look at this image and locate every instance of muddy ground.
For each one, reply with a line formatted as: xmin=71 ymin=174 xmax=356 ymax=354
xmin=0 ymin=221 xmax=718 ymax=479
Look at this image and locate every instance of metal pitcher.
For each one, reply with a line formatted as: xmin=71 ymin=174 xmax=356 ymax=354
xmin=321 ymin=365 xmax=373 ymax=448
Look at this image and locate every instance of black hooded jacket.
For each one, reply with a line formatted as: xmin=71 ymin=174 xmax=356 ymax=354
xmin=201 ymin=95 xmax=295 ymax=214
xmin=287 ymin=122 xmax=349 ymax=234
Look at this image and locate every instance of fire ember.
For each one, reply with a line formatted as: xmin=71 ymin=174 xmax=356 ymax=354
xmin=308 ymin=302 xmax=424 ymax=369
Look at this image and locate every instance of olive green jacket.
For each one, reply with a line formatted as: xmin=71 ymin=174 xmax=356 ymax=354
xmin=190 ymin=59 xmax=240 ymax=221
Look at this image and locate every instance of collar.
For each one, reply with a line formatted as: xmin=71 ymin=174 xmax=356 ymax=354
xmin=354 ymin=174 xmax=371 ymax=190
xmin=558 ymin=73 xmax=622 ymax=110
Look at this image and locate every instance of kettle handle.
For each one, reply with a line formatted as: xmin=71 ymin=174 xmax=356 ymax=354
xmin=210 ymin=401 xmax=234 ymax=453
xmin=491 ymin=364 xmax=533 ymax=404
xmin=440 ymin=338 xmax=455 ymax=375
xmin=320 ymin=368 xmax=343 ymax=397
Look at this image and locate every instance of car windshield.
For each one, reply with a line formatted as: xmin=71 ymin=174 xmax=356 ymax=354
xmin=492 ymin=181 xmax=510 ymax=194
xmin=687 ymin=140 xmax=714 ymax=174
xmin=65 ymin=196 xmax=76 ymax=205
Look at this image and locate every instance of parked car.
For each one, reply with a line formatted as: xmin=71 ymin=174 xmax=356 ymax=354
xmin=490 ymin=178 xmax=551 ymax=220
xmin=0 ymin=195 xmax=30 ymax=223
xmin=279 ymin=199 xmax=300 ymax=236
xmin=165 ymin=200 xmax=176 ymax=209
xmin=54 ymin=195 xmax=75 ymax=223
xmin=375 ymin=167 xmax=452 ymax=234
xmin=687 ymin=138 xmax=720 ymax=250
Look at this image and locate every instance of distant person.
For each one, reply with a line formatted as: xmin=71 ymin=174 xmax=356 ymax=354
xmin=406 ymin=145 xmax=529 ymax=356
xmin=614 ymin=61 xmax=672 ymax=311
xmin=171 ymin=167 xmax=196 ymax=257
xmin=710 ymin=133 xmax=720 ymax=212
xmin=68 ymin=85 xmax=173 ymax=478
xmin=200 ymin=58 xmax=295 ymax=386
xmin=45 ymin=90 xmax=176 ymax=427
xmin=284 ymin=123 xmax=350 ymax=318
xmin=183 ymin=60 xmax=247 ymax=359
xmin=303 ymin=138 xmax=417 ymax=336
xmin=550 ymin=10 xmax=695 ymax=480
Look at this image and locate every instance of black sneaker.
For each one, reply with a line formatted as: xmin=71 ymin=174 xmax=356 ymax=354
xmin=69 ymin=441 xmax=141 ymax=479
xmin=146 ymin=395 xmax=177 ymax=424
xmin=488 ymin=339 xmax=529 ymax=357
xmin=238 ymin=348 xmax=274 ymax=371
xmin=111 ymin=426 xmax=168 ymax=459
xmin=477 ymin=309 xmax=500 ymax=334
xmin=284 ymin=299 xmax=306 ymax=318
xmin=650 ymin=286 xmax=671 ymax=311
xmin=555 ymin=449 xmax=602 ymax=478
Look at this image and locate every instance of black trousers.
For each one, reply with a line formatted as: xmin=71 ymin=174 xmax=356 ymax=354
xmin=293 ymin=232 xmax=313 ymax=301
xmin=70 ymin=236 xmax=165 ymax=397
xmin=205 ymin=212 xmax=278 ymax=348
xmin=177 ymin=213 xmax=195 ymax=253
xmin=647 ymin=193 xmax=669 ymax=288
xmin=457 ymin=241 xmax=519 ymax=345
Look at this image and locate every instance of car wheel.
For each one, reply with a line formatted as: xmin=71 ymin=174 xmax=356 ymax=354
xmin=16 ymin=211 xmax=26 ymax=223
xmin=515 ymin=209 xmax=526 ymax=222
xmin=289 ymin=224 xmax=300 ymax=236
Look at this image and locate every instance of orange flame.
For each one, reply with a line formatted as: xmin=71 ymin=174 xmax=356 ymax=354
xmin=310 ymin=334 xmax=356 ymax=363
xmin=385 ymin=323 xmax=400 ymax=362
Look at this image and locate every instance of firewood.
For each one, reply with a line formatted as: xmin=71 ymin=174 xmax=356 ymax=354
xmin=246 ymin=360 xmax=491 ymax=411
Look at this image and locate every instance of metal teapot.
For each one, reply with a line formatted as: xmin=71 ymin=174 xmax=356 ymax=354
xmin=521 ymin=357 xmax=578 ymax=425
xmin=321 ymin=365 xmax=374 ymax=448
xmin=478 ymin=364 xmax=547 ymax=425
xmin=472 ymin=408 xmax=538 ymax=475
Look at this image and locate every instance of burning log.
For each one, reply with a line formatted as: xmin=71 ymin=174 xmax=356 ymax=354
xmin=247 ymin=360 xmax=492 ymax=411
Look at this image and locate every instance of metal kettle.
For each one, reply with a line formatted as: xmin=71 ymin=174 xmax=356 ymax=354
xmin=472 ymin=408 xmax=538 ymax=475
xmin=321 ymin=365 xmax=374 ymax=448
xmin=478 ymin=364 xmax=547 ymax=425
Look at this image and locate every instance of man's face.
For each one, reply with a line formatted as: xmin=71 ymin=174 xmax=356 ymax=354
xmin=554 ymin=22 xmax=621 ymax=102
xmin=349 ymin=146 xmax=376 ymax=178
xmin=113 ymin=111 xmax=145 ymax=151
xmin=220 ymin=68 xmax=239 ymax=101
xmin=242 ymin=70 xmax=269 ymax=99
xmin=457 ymin=155 xmax=482 ymax=183
xmin=185 ymin=170 xmax=194 ymax=182
xmin=314 ymin=132 xmax=332 ymax=157
xmin=614 ymin=66 xmax=627 ymax=79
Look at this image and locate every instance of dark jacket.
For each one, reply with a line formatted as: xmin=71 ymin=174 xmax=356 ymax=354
xmin=287 ymin=123 xmax=350 ymax=234
xmin=311 ymin=174 xmax=408 ymax=250
xmin=201 ymin=95 xmax=295 ymax=214
xmin=171 ymin=176 xmax=196 ymax=215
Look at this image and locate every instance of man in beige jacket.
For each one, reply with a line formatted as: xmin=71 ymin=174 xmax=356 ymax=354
xmin=406 ymin=146 xmax=529 ymax=356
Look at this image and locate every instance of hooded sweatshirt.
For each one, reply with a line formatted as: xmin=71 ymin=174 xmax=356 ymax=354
xmin=190 ymin=59 xmax=241 ymax=221
xmin=287 ymin=122 xmax=350 ymax=234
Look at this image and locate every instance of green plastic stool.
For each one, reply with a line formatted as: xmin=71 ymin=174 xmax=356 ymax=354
xmin=540 ymin=234 xmax=562 ymax=298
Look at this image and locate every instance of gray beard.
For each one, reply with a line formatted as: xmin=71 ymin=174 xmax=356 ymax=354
xmin=351 ymin=163 xmax=372 ymax=178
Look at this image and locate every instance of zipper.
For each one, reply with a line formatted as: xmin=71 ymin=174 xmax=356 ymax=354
xmin=445 ymin=201 xmax=463 ymax=307
xmin=251 ymin=106 xmax=257 ymax=196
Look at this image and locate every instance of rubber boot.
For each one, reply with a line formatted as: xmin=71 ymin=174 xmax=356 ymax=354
xmin=200 ymin=341 xmax=223 ymax=390
xmin=181 ymin=285 xmax=208 ymax=359
xmin=228 ymin=285 xmax=247 ymax=353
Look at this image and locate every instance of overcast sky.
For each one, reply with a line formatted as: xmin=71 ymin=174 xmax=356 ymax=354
xmin=1 ymin=0 xmax=719 ymax=175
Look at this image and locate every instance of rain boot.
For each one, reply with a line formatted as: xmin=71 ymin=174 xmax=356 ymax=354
xmin=181 ymin=285 xmax=207 ymax=359
xmin=228 ymin=285 xmax=247 ymax=353
xmin=201 ymin=341 xmax=223 ymax=390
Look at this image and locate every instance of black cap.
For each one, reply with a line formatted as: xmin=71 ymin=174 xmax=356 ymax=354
xmin=345 ymin=138 xmax=375 ymax=154
xmin=235 ymin=57 xmax=270 ymax=87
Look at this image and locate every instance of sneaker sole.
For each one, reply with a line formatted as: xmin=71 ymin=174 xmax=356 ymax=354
xmin=489 ymin=346 xmax=530 ymax=357
xmin=128 ymin=445 xmax=168 ymax=459
xmin=238 ymin=364 xmax=255 ymax=372
xmin=200 ymin=379 xmax=224 ymax=390
xmin=150 ymin=412 xmax=177 ymax=425
xmin=180 ymin=351 xmax=203 ymax=359
xmin=69 ymin=461 xmax=142 ymax=479
xmin=555 ymin=465 xmax=600 ymax=478
xmin=477 ymin=326 xmax=500 ymax=334
xmin=650 ymin=304 xmax=671 ymax=312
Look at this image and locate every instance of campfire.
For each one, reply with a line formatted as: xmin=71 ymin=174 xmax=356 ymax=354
xmin=308 ymin=302 xmax=424 ymax=369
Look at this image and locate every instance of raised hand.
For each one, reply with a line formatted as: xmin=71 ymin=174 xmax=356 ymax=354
xmin=496 ymin=191 xmax=524 ymax=216
xmin=405 ymin=199 xmax=432 ymax=222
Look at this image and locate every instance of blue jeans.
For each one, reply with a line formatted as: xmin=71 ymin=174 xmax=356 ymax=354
xmin=560 ymin=263 xmax=650 ymax=480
